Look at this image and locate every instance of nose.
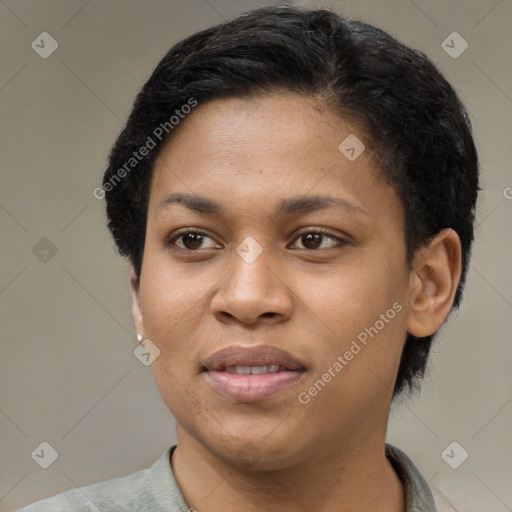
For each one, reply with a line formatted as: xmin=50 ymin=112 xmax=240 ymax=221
xmin=210 ymin=246 xmax=293 ymax=326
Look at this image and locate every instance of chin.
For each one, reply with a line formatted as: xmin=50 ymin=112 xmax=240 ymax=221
xmin=195 ymin=423 xmax=314 ymax=472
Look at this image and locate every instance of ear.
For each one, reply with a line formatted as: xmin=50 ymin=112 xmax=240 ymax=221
xmin=129 ymin=267 xmax=145 ymax=337
xmin=406 ymin=228 xmax=462 ymax=338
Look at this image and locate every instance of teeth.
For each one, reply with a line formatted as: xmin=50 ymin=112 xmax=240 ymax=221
xmin=250 ymin=365 xmax=268 ymax=374
xmin=225 ymin=365 xmax=282 ymax=374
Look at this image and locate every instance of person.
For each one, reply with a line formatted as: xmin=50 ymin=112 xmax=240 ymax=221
xmin=18 ymin=4 xmax=479 ymax=511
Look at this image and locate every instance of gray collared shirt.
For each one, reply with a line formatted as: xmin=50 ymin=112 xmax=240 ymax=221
xmin=17 ymin=443 xmax=437 ymax=511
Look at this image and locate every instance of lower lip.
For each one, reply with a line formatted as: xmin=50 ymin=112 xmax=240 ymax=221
xmin=205 ymin=370 xmax=304 ymax=402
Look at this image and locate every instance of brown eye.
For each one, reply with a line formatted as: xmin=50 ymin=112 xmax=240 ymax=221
xmin=302 ymin=233 xmax=322 ymax=249
xmin=180 ymin=232 xmax=205 ymax=250
xmin=292 ymin=230 xmax=346 ymax=250
xmin=168 ymin=230 xmax=218 ymax=251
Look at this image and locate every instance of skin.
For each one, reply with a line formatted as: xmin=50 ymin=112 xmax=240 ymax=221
xmin=130 ymin=93 xmax=461 ymax=512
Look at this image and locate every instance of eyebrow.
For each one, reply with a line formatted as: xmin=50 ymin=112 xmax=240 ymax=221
xmin=156 ymin=192 xmax=368 ymax=217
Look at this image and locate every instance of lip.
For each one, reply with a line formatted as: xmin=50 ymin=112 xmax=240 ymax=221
xmin=202 ymin=345 xmax=307 ymax=402
xmin=202 ymin=345 xmax=306 ymax=372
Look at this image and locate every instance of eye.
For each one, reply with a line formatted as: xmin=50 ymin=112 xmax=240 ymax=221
xmin=291 ymin=229 xmax=348 ymax=250
xmin=167 ymin=228 xmax=348 ymax=252
xmin=167 ymin=230 xmax=219 ymax=251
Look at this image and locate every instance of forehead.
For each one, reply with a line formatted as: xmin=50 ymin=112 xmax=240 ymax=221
xmin=148 ymin=94 xmax=401 ymax=226
xmin=160 ymin=93 xmax=348 ymax=159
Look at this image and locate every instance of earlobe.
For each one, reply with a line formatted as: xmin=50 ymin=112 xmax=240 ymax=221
xmin=129 ymin=267 xmax=145 ymax=337
xmin=406 ymin=229 xmax=462 ymax=338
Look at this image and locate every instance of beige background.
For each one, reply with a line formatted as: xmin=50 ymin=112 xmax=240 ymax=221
xmin=1 ymin=0 xmax=511 ymax=510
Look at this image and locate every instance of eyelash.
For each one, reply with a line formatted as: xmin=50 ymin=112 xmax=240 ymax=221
xmin=166 ymin=228 xmax=348 ymax=252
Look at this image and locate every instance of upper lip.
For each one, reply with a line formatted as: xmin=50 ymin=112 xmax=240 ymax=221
xmin=202 ymin=345 xmax=306 ymax=372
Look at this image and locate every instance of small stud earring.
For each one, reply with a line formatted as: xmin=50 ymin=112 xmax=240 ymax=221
xmin=137 ymin=334 xmax=143 ymax=342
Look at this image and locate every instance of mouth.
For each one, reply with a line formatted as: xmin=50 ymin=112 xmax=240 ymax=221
xmin=201 ymin=345 xmax=307 ymax=402
xmin=224 ymin=364 xmax=290 ymax=374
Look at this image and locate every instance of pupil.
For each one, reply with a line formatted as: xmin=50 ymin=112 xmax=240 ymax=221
xmin=183 ymin=233 xmax=203 ymax=249
xmin=303 ymin=233 xmax=321 ymax=249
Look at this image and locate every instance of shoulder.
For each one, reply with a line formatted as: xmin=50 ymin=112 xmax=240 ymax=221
xmin=385 ymin=443 xmax=437 ymax=511
xmin=17 ymin=468 xmax=150 ymax=512
xmin=386 ymin=444 xmax=484 ymax=512
xmin=15 ymin=450 xmax=172 ymax=512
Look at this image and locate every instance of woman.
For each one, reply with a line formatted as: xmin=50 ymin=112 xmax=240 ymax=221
xmin=19 ymin=5 xmax=479 ymax=511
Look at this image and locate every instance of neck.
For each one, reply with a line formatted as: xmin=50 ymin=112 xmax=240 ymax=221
xmin=171 ymin=429 xmax=405 ymax=512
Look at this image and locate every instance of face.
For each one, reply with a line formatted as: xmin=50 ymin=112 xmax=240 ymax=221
xmin=132 ymin=93 xmax=417 ymax=469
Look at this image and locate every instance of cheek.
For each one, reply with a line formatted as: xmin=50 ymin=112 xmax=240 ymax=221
xmin=141 ymin=244 xmax=207 ymax=318
xmin=293 ymin=254 xmax=408 ymax=400
xmin=139 ymin=264 xmax=208 ymax=419
xmin=139 ymin=257 xmax=207 ymax=362
xmin=296 ymin=256 xmax=407 ymax=343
